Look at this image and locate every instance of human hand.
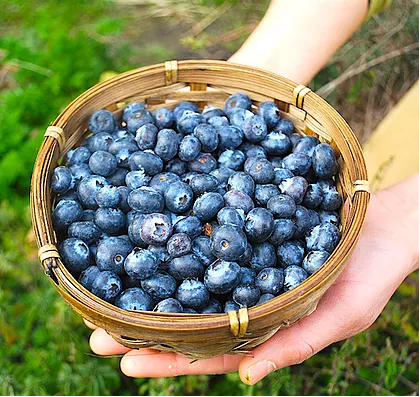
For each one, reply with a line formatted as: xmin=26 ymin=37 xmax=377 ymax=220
xmin=88 ymin=175 xmax=418 ymax=385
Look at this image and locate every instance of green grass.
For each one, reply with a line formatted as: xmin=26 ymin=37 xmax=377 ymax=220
xmin=0 ymin=0 xmax=418 ymax=395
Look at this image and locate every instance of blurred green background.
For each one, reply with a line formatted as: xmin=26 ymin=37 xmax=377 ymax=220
xmin=0 ymin=0 xmax=418 ymax=395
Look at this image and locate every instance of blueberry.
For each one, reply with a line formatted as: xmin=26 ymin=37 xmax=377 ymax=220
xmin=279 ymin=176 xmax=308 ymax=204
xmin=153 ymin=107 xmax=175 ymax=129
xmin=254 ymin=184 xmax=280 ymax=206
xmin=176 ymin=279 xmax=209 ymax=309
xmin=218 ymin=150 xmax=246 ymax=171
xmin=128 ymin=187 xmax=164 ymax=213
xmin=149 ymin=172 xmax=180 ymax=194
xmin=167 ymin=233 xmax=191 ymax=258
xmin=51 ymin=166 xmax=74 ymax=194
xmin=306 ymin=222 xmax=340 ymax=253
xmin=191 ymin=236 xmax=215 ymax=266
xmin=70 ymin=164 xmax=92 ymax=185
xmin=68 ymin=146 xmax=91 ymax=166
xmin=257 ymin=101 xmax=281 ymax=130
xmin=135 ymin=123 xmax=158 ymax=150
xmin=307 ymin=209 xmax=321 ymax=229
xmin=293 ymin=205 xmax=311 ymax=238
xmin=60 ymin=238 xmax=90 ymax=271
xmin=217 ymin=207 xmax=245 ymax=229
xmin=250 ymin=242 xmax=276 ymax=272
xmin=202 ymin=106 xmax=225 ymax=120
xmin=177 ymin=111 xmax=205 ymax=135
xmin=312 ymin=143 xmax=338 ymax=179
xmin=68 ymin=221 xmax=101 ymax=244
xmin=80 ymin=209 xmax=96 ymax=222
xmin=91 ymin=271 xmax=122 ymax=302
xmin=94 ymin=207 xmax=126 ymax=235
xmin=319 ymin=183 xmax=342 ymax=211
xmin=273 ymin=168 xmax=294 ymax=185
xmin=247 ymin=158 xmax=274 ymax=184
xmin=277 ymin=240 xmax=305 ymax=268
xmin=239 ymin=267 xmax=256 ymax=285
xmin=260 ymin=132 xmax=291 ymax=156
xmin=302 ymin=183 xmax=324 ymax=208
xmin=268 ymin=218 xmax=296 ymax=245
xmin=165 ymin=182 xmax=194 ymax=214
xmin=121 ymin=275 xmax=140 ymax=290
xmin=173 ymin=216 xmax=202 ymax=239
xmin=193 ymin=124 xmax=219 ymax=152
xmin=178 ymin=135 xmax=201 ymax=161
xmin=224 ymin=93 xmax=252 ymax=116
xmin=204 ymin=260 xmax=241 ymax=294
xmin=318 ymin=210 xmax=340 ymax=226
xmin=188 ymin=153 xmax=217 ymax=174
xmin=208 ymin=115 xmax=229 ymax=128
xmin=128 ymin=151 xmax=163 ymax=175
xmin=224 ymin=300 xmax=240 ymax=312
xmin=116 ymin=186 xmax=130 ymax=213
xmin=236 ymin=242 xmax=253 ymax=266
xmin=56 ymin=189 xmax=78 ymax=204
xmin=168 ymin=253 xmax=205 ymax=280
xmin=243 ymin=114 xmax=268 ymax=142
xmin=302 ymin=250 xmax=330 ymax=274
xmin=95 ymin=185 xmax=120 ymax=207
xmin=210 ymin=167 xmax=235 ymax=188
xmin=270 ymin=157 xmax=284 ymax=168
xmin=126 ymin=109 xmax=154 ymax=133
xmin=282 ymin=153 xmax=311 ymax=176
xmin=181 ymin=172 xmax=200 ymax=184
xmin=78 ymin=265 xmax=101 ymax=291
xmin=229 ymin=108 xmax=254 ymax=129
xmin=233 ymin=284 xmax=260 ymax=308
xmin=85 ymin=132 xmax=114 ymax=152
xmin=140 ymin=213 xmax=172 ymax=245
xmin=113 ymin=130 xmax=135 ymax=141
xmin=124 ymin=248 xmax=158 ymax=280
xmin=107 ymin=168 xmax=129 ymax=186
xmin=189 ymin=174 xmax=219 ymax=196
xmin=148 ymin=245 xmax=171 ymax=269
xmin=115 ymin=287 xmax=153 ymax=311
xmin=255 ymin=267 xmax=284 ymax=295
xmin=244 ymin=208 xmax=274 ymax=243
xmin=283 ymin=265 xmax=308 ymax=291
xmin=293 ymin=136 xmax=320 ymax=156
xmin=95 ymin=235 xmax=133 ymax=274
xmin=154 ymin=128 xmax=179 ymax=161
xmin=173 ymin=102 xmax=199 ymax=121
xmin=89 ymin=150 xmax=117 ymax=177
xmin=141 ymin=271 xmax=177 ymax=300
xmin=128 ymin=214 xmax=148 ymax=247
xmin=123 ymin=102 xmax=146 ymax=122
xmin=217 ymin=125 xmax=243 ymax=149
xmin=154 ymin=298 xmax=183 ymax=313
xmin=108 ymin=138 xmax=139 ymax=169
xmin=240 ymin=142 xmax=267 ymax=159
xmin=227 ymin=172 xmax=255 ymax=196
xmin=257 ymin=293 xmax=275 ymax=305
xmin=89 ymin=110 xmax=116 ymax=134
xmin=201 ymin=298 xmax=222 ymax=314
xmin=224 ymin=190 xmax=254 ymax=214
xmin=272 ymin=118 xmax=294 ymax=136
xmin=53 ymin=200 xmax=82 ymax=228
xmin=193 ymin=192 xmax=224 ymax=221
xmin=164 ymin=158 xmax=187 ymax=176
xmin=210 ymin=224 xmax=248 ymax=261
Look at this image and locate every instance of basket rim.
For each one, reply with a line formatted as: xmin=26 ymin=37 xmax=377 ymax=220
xmin=31 ymin=59 xmax=370 ymax=333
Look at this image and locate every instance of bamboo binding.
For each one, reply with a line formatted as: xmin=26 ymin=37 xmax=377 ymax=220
xmin=30 ymin=60 xmax=370 ymax=359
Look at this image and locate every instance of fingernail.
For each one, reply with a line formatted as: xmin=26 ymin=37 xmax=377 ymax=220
xmin=245 ymin=360 xmax=277 ymax=385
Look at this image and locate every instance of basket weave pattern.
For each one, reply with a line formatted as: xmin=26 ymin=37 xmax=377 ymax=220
xmin=30 ymin=60 xmax=370 ymax=359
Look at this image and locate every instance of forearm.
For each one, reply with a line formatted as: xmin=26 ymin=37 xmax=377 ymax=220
xmin=229 ymin=0 xmax=368 ymax=84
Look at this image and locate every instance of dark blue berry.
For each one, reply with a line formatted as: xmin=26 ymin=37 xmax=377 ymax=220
xmin=115 ymin=287 xmax=153 ymax=311
xmin=244 ymin=208 xmax=274 ymax=243
xmin=107 ymin=168 xmax=129 ymax=186
xmin=255 ymin=267 xmax=284 ymax=295
xmin=68 ymin=146 xmax=91 ymax=166
xmin=189 ymin=174 xmax=219 ymax=196
xmin=141 ymin=271 xmax=177 ymax=300
xmin=109 ymin=138 xmax=139 ymax=169
xmin=129 ymin=151 xmax=163 ymax=175
xmin=126 ymin=109 xmax=154 ymax=134
xmin=176 ymin=279 xmax=209 ymax=309
xmin=318 ymin=210 xmax=340 ymax=226
xmin=247 ymin=158 xmax=274 ymax=184
xmin=95 ymin=235 xmax=133 ymax=274
xmin=217 ymin=125 xmax=243 ymax=149
xmin=283 ymin=265 xmax=308 ymax=291
xmin=148 ymin=245 xmax=171 ymax=269
xmin=89 ymin=110 xmax=116 ymax=134
xmin=51 ymin=166 xmax=74 ymax=194
xmin=293 ymin=205 xmax=311 ymax=238
xmin=128 ymin=214 xmax=148 ymax=247
xmin=236 ymin=242 xmax=253 ymax=266
xmin=272 ymin=118 xmax=294 ymax=136
xmin=239 ymin=267 xmax=256 ymax=285
xmin=68 ymin=221 xmax=101 ymax=245
xmin=193 ymin=192 xmax=224 ymax=221
xmin=233 ymin=284 xmax=260 ymax=308
xmin=307 ymin=209 xmax=321 ymax=229
xmin=224 ymin=93 xmax=252 ymax=116
xmin=53 ymin=200 xmax=82 ymax=228
xmin=124 ymin=248 xmax=158 ymax=280
xmin=277 ymin=240 xmax=305 ymax=268
xmin=140 ymin=213 xmax=173 ymax=245
xmin=193 ymin=124 xmax=219 ymax=152
xmin=319 ymin=183 xmax=342 ymax=211
xmin=201 ymin=298 xmax=222 ymax=314
xmin=268 ymin=218 xmax=296 ymax=245
xmin=306 ymin=222 xmax=340 ymax=253
xmin=260 ymin=132 xmax=291 ymax=156
xmin=218 ymin=149 xmax=246 ymax=171
xmin=210 ymin=224 xmax=248 ymax=261
xmin=135 ymin=123 xmax=158 ymax=150
xmin=164 ymin=182 xmax=194 ymax=214
xmin=250 ymin=242 xmax=276 ymax=271
xmin=168 ymin=253 xmax=205 ymax=280
xmin=188 ymin=153 xmax=217 ymax=174
xmin=312 ymin=143 xmax=338 ymax=179
xmin=191 ymin=236 xmax=215 ymax=266
xmin=257 ymin=293 xmax=275 ymax=305
xmin=80 ymin=209 xmax=96 ymax=222
xmin=78 ymin=266 xmax=100 ymax=291
xmin=89 ymin=150 xmax=117 ymax=177
xmin=302 ymin=250 xmax=330 ymax=274
xmin=70 ymin=164 xmax=92 ymax=185
xmin=125 ymin=170 xmax=150 ymax=190
xmin=91 ymin=271 xmax=122 ymax=302
xmin=154 ymin=298 xmax=183 ymax=313
xmin=177 ymin=111 xmax=205 ymax=135
xmin=155 ymin=128 xmax=179 ymax=161
xmin=243 ymin=114 xmax=268 ymax=142
xmin=173 ymin=102 xmax=199 ymax=121
xmin=254 ymin=184 xmax=280 ymax=206
xmin=179 ymin=135 xmax=201 ymax=161
xmin=227 ymin=172 xmax=255 ymax=196
xmin=210 ymin=167 xmax=235 ymax=188
xmin=273 ymin=168 xmax=294 ymax=185
xmin=240 ymin=142 xmax=267 ymax=159
xmin=302 ymin=183 xmax=324 ymax=208
xmin=229 ymin=108 xmax=254 ymax=129
xmin=217 ymin=207 xmax=245 ymax=229
xmin=224 ymin=190 xmax=254 ymax=214
xmin=202 ymin=106 xmax=225 ymax=120
xmin=164 ymin=158 xmax=187 ymax=176
xmin=173 ymin=216 xmax=202 ymax=239
xmin=149 ymin=172 xmax=181 ymax=195
xmin=123 ymin=102 xmax=146 ymax=122
xmin=279 ymin=176 xmax=308 ymax=204
xmin=153 ymin=107 xmax=175 ymax=129
xmin=208 ymin=115 xmax=229 ymax=128
xmin=60 ymin=238 xmax=90 ymax=272
xmin=128 ymin=187 xmax=164 ymax=213
xmin=293 ymin=136 xmax=320 ymax=156
xmin=282 ymin=153 xmax=312 ymax=175
xmin=204 ymin=260 xmax=241 ymax=294
xmin=181 ymin=172 xmax=199 ymax=184
xmin=257 ymin=101 xmax=281 ymax=130
xmin=94 ymin=207 xmax=126 ymax=235
xmin=117 ymin=186 xmax=130 ymax=213
xmin=224 ymin=300 xmax=240 ymax=312
xmin=85 ymin=132 xmax=114 ymax=152
xmin=95 ymin=185 xmax=120 ymax=207
xmin=167 ymin=233 xmax=191 ymax=258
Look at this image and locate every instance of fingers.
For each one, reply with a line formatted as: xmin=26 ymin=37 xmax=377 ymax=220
xmin=120 ymin=349 xmax=242 ymax=378
xmin=83 ymin=318 xmax=98 ymax=330
xmin=89 ymin=328 xmax=131 ymax=356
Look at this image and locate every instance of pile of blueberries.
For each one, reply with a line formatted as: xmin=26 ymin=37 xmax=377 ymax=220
xmin=51 ymin=92 xmax=342 ymax=314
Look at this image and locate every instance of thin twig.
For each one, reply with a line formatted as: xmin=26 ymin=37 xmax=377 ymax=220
xmin=316 ymin=42 xmax=419 ymax=97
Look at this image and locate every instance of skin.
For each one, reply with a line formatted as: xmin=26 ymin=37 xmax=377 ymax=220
xmin=86 ymin=0 xmax=419 ymax=385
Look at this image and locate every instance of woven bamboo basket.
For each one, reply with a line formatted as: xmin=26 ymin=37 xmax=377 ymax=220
xmin=31 ymin=60 xmax=370 ymax=359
